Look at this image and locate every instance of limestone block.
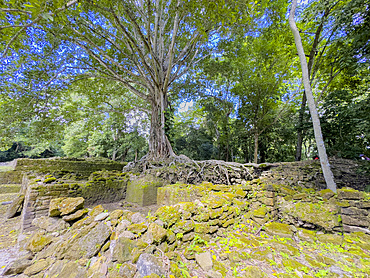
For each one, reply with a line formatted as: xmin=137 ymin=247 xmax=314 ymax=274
xmin=6 ymin=193 xmax=25 ymax=219
xmin=338 ymin=188 xmax=363 ymax=200
xmin=136 ymin=253 xmax=165 ymax=277
xmin=341 ymin=215 xmax=368 ymax=227
xmin=341 ymin=207 xmax=368 ymax=217
xmin=195 ymin=252 xmax=213 ymax=272
xmin=126 ymin=175 xmax=163 ymax=206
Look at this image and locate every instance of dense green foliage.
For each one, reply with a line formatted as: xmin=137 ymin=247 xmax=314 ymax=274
xmin=0 ymin=0 xmax=369 ymax=163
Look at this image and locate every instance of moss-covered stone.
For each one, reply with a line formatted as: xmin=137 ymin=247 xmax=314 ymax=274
xmin=297 ymin=228 xmax=316 ymax=242
xmin=44 ymin=177 xmax=57 ymax=184
xmin=147 ymin=223 xmax=167 ymax=243
xmin=233 ymin=199 xmax=249 ymax=211
xmin=127 ymin=175 xmax=163 ymax=206
xmin=62 ymin=208 xmax=88 ymax=222
xmin=279 ymin=186 xmax=296 ymax=196
xmin=206 ymin=197 xmax=227 ymax=209
xmin=282 ymin=258 xmax=307 ymax=271
xmin=166 ymin=230 xmax=176 ymax=244
xmin=242 ymin=265 xmax=265 ymax=278
xmin=127 ymin=223 xmax=148 ymax=234
xmin=264 ymin=222 xmax=293 ymax=238
xmin=281 ymin=201 xmax=339 ymax=232
xmin=59 ymin=197 xmax=85 ymax=216
xmin=175 ymin=202 xmax=196 ymax=214
xmin=194 ymin=209 xmax=210 ymax=222
xmin=171 ymin=220 xmax=194 ymax=234
xmin=293 ymin=193 xmax=308 ymax=200
xmin=110 ymin=209 xmax=124 ymax=220
xmin=253 ymin=206 xmax=269 ymax=218
xmin=169 ymin=262 xmax=184 ymax=277
xmin=316 ymin=234 xmax=343 ymax=245
xmin=155 ymin=206 xmax=181 ymax=227
xmin=112 ymin=237 xmax=136 ymax=263
xmin=27 ymin=232 xmax=53 ymax=253
xmin=23 ymin=259 xmax=50 ymax=276
xmin=195 ymin=223 xmax=210 ymax=234
xmin=317 ymin=189 xmax=335 ymax=200
xmin=234 ymin=188 xmax=247 ymax=198
xmin=249 ymin=249 xmax=271 ymax=262
xmin=221 ymin=218 xmax=235 ymax=228
xmin=338 ymin=188 xmax=363 ymax=200
xmin=209 ymin=207 xmax=223 ymax=219
xmin=213 ymin=260 xmax=227 ymax=277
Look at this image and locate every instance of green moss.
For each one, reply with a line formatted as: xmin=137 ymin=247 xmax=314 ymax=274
xmin=253 ymin=206 xmax=269 ymax=218
xmin=316 ymin=234 xmax=343 ymax=245
xmin=127 ymin=223 xmax=148 ymax=234
xmin=171 ymin=220 xmax=194 ymax=234
xmin=264 ymin=222 xmax=292 ymax=238
xmin=209 ymin=208 xmax=223 ymax=219
xmin=155 ymin=206 xmax=181 ymax=227
xmin=205 ymin=197 xmax=227 ymax=209
xmin=284 ymin=202 xmax=339 ymax=231
xmin=44 ymin=177 xmax=57 ymax=183
xmin=282 ymin=258 xmax=307 ymax=271
xmin=297 ymin=228 xmax=316 ymax=242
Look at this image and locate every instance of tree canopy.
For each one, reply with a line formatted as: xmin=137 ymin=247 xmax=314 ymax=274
xmin=0 ymin=0 xmax=369 ymax=177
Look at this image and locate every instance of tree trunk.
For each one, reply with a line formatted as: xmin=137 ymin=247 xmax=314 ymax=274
xmin=253 ymin=131 xmax=259 ymax=164
xmin=289 ymin=0 xmax=337 ymax=192
xmin=148 ymin=89 xmax=175 ymax=160
xmin=295 ymin=92 xmax=307 ymax=161
xmin=112 ymin=149 xmax=117 ymax=161
xmin=295 ymin=9 xmax=328 ymax=161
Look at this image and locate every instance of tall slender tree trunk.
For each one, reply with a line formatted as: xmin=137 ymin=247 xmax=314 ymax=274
xmin=295 ymin=8 xmax=329 ymax=161
xmin=295 ymin=93 xmax=307 ymax=161
xmin=148 ymin=89 xmax=175 ymax=160
xmin=253 ymin=131 xmax=259 ymax=164
xmin=289 ymin=0 xmax=336 ymax=192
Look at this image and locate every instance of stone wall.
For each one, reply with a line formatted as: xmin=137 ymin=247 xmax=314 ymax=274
xmin=260 ymin=159 xmax=370 ymax=191
xmin=337 ymin=188 xmax=370 ymax=234
xmin=157 ymin=181 xmax=277 ymax=234
xmin=21 ymin=171 xmax=129 ymax=231
xmin=158 ymin=181 xmax=370 ymax=235
xmin=12 ymin=158 xmax=369 ymax=232
xmin=14 ymin=158 xmax=125 ymax=177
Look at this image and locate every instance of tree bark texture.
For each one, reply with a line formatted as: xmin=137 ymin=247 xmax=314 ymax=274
xmin=254 ymin=132 xmax=259 ymax=164
xmin=148 ymin=89 xmax=175 ymax=160
xmin=295 ymin=92 xmax=307 ymax=161
xmin=289 ymin=0 xmax=337 ymax=192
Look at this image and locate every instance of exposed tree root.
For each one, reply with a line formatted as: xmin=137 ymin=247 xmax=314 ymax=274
xmin=123 ymin=154 xmax=260 ymax=185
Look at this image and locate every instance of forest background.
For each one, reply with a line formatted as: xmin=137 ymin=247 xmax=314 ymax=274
xmin=0 ymin=0 xmax=369 ymax=165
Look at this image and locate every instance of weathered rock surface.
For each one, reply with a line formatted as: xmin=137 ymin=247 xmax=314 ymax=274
xmin=195 ymin=252 xmax=213 ymax=272
xmin=62 ymin=208 xmax=88 ymax=222
xmin=49 ymin=197 xmax=85 ymax=217
xmin=136 ymin=253 xmax=165 ymax=277
xmin=119 ymin=263 xmax=137 ymax=277
xmin=94 ymin=212 xmax=109 ymax=221
xmin=112 ymin=237 xmax=136 ymax=263
xmin=3 ymin=258 xmax=32 ymax=275
xmin=5 ymin=194 xmax=24 ymax=219
xmin=26 ymin=231 xmax=53 ymax=253
xmin=32 ymin=216 xmax=69 ymax=232
xmin=61 ymin=222 xmax=111 ymax=260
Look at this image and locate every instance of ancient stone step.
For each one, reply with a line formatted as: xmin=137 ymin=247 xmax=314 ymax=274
xmin=0 ymin=184 xmax=22 ymax=194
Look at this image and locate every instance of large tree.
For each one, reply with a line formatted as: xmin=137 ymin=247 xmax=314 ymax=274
xmin=1 ymin=0 xmax=253 ymax=162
